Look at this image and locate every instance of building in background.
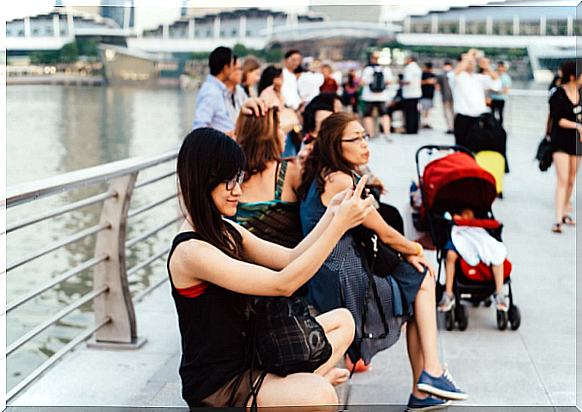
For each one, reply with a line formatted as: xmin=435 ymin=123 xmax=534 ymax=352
xmin=101 ymin=0 xmax=134 ymax=29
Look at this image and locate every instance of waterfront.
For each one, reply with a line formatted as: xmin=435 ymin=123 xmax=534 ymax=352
xmin=6 ymin=84 xmax=197 ymax=392
xmin=7 ymin=82 xmax=577 ymax=407
xmin=6 ymin=81 xmax=553 ymax=395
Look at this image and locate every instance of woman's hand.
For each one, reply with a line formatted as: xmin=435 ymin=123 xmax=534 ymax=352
xmin=242 ymin=97 xmax=268 ymax=117
xmin=333 ymin=175 xmax=375 ymax=231
xmin=404 ymin=254 xmax=436 ymax=279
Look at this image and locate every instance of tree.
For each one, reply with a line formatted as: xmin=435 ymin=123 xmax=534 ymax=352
xmin=233 ymin=43 xmax=249 ymax=57
xmin=60 ymin=42 xmax=78 ymax=63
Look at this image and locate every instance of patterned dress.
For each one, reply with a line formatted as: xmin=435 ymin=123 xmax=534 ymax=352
xmin=300 ymin=180 xmax=425 ymax=364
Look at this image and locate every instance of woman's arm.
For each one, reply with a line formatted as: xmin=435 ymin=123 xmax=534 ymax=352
xmin=171 ymin=178 xmax=375 ymax=297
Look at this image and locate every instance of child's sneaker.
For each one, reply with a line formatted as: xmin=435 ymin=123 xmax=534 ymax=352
xmin=417 ymin=366 xmax=468 ymax=400
xmin=407 ymin=393 xmax=451 ymax=411
xmin=493 ymin=291 xmax=508 ymax=312
xmin=438 ymin=292 xmax=455 ymax=312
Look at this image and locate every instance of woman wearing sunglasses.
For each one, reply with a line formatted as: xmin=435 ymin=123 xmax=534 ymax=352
xmin=298 ymin=112 xmax=467 ymax=411
xmin=168 ymin=126 xmax=376 ymax=408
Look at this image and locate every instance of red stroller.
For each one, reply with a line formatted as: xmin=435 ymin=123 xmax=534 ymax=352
xmin=414 ymin=145 xmax=521 ymax=331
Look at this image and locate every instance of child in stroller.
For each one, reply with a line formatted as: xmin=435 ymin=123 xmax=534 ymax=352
xmin=438 ymin=205 xmax=509 ymax=313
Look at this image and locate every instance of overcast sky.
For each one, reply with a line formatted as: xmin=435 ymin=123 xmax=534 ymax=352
xmin=4 ymin=0 xmax=579 ymax=22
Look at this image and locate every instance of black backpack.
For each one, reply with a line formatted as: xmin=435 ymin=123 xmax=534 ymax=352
xmin=369 ymin=66 xmax=386 ymax=93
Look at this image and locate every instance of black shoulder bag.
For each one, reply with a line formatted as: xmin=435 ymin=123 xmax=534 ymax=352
xmin=239 ymin=296 xmax=333 ymax=409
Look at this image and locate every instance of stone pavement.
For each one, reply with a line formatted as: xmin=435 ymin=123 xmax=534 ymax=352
xmin=10 ymin=91 xmax=580 ymax=410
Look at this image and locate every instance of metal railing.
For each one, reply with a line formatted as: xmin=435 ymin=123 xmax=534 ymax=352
xmin=4 ymin=147 xmax=182 ymax=402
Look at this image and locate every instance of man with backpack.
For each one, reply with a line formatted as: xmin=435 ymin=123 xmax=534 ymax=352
xmin=361 ymin=51 xmax=394 ymax=141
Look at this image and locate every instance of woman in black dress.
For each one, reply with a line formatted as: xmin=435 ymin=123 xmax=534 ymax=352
xmin=550 ymin=61 xmax=582 ymax=233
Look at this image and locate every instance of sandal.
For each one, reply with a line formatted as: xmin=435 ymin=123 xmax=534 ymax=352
xmin=552 ymin=223 xmax=562 ymax=233
xmin=562 ymin=215 xmax=576 ymax=226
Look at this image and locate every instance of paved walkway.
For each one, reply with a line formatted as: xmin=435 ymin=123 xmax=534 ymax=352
xmin=10 ymin=92 xmax=579 ymax=410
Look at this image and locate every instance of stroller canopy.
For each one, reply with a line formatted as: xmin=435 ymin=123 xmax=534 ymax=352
xmin=422 ymin=152 xmax=497 ymax=216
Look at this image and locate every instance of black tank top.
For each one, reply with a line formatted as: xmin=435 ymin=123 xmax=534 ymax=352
xmin=167 ymin=230 xmax=250 ymax=407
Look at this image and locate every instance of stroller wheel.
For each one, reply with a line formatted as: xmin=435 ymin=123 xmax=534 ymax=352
xmin=456 ymin=305 xmax=468 ymax=331
xmin=484 ymin=297 xmax=493 ymax=307
xmin=508 ymin=305 xmax=521 ymax=330
xmin=497 ymin=310 xmax=508 ymax=330
xmin=444 ymin=310 xmax=454 ymax=331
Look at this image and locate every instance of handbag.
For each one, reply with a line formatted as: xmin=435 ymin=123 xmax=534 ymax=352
xmin=251 ymin=296 xmax=332 ymax=377
xmin=351 ymin=225 xmax=400 ymax=278
xmin=536 ymin=137 xmax=553 ymax=172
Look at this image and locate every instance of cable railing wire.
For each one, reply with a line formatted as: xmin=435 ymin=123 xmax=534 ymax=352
xmin=6 ymin=254 xmax=109 ymax=313
xmin=7 ymin=285 xmax=109 ymax=356
xmin=125 ymin=217 xmax=181 ymax=249
xmin=6 ymin=222 xmax=111 ymax=273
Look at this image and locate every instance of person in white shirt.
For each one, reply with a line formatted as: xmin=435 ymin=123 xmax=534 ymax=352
xmin=361 ymin=51 xmax=394 ymax=140
xmin=448 ymin=49 xmax=501 ymax=149
xmin=281 ymin=50 xmax=303 ymax=111
xmin=224 ymin=55 xmax=248 ymax=124
xmin=399 ymin=56 xmax=423 ymax=134
xmin=296 ymin=65 xmax=324 ymax=106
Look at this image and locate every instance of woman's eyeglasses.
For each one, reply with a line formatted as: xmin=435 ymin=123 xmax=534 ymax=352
xmin=224 ymin=170 xmax=245 ymax=191
xmin=341 ymin=134 xmax=370 ymax=144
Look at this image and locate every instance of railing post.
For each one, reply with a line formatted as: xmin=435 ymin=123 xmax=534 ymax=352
xmin=89 ymin=172 xmax=146 ymax=349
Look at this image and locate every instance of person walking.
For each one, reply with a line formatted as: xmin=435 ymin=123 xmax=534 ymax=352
xmin=448 ymin=49 xmax=500 ymax=149
xmin=420 ymin=62 xmax=437 ymax=129
xmin=489 ymin=61 xmax=512 ymax=126
xmin=281 ymin=50 xmax=303 ymax=111
xmin=342 ymin=69 xmax=361 ymax=114
xmin=550 ymin=61 xmax=582 ymax=233
xmin=437 ymin=61 xmax=455 ymax=134
xmin=191 ymin=47 xmax=236 ymax=136
xmin=400 ymin=56 xmax=423 ymax=134
xmin=361 ymin=51 xmax=394 ymax=140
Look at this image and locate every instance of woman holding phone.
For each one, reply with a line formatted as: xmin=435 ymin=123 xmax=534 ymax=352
xmin=168 ymin=126 xmax=376 ymax=408
xmin=299 ymin=112 xmax=467 ymax=411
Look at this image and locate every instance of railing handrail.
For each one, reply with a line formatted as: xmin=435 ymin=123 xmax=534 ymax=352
xmin=5 ymin=147 xmax=179 ymax=209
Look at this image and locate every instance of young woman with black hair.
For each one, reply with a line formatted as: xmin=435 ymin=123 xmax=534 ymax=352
xmin=168 ymin=126 xmax=376 ymax=408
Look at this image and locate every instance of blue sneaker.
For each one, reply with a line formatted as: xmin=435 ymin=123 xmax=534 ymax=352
xmin=407 ymin=393 xmax=452 ymax=411
xmin=417 ymin=366 xmax=468 ymax=401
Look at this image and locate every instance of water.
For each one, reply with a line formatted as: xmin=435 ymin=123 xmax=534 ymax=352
xmin=5 ymin=81 xmax=551 ymax=393
xmin=6 ymin=85 xmax=198 ymax=392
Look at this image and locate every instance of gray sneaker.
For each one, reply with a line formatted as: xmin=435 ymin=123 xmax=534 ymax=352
xmin=493 ymin=292 xmax=508 ymax=312
xmin=438 ymin=292 xmax=455 ymax=312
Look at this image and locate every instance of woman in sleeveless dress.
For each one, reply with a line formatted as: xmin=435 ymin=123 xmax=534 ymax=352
xmin=550 ymin=61 xmax=582 ymax=233
xmin=167 ymin=126 xmax=376 ymax=408
xmin=298 ymin=112 xmax=467 ymax=411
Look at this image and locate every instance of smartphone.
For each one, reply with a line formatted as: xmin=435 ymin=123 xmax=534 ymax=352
xmin=351 ymin=171 xmax=367 ymax=199
xmin=475 ymin=50 xmax=485 ymax=59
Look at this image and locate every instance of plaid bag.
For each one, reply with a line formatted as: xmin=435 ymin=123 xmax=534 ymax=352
xmin=251 ymin=296 xmax=332 ymax=377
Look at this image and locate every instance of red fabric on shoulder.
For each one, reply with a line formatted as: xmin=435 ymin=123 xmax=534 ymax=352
xmin=177 ymin=282 xmax=208 ymax=298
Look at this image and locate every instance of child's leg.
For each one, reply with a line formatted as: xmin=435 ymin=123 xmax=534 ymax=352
xmin=491 ymin=264 xmax=504 ymax=293
xmin=444 ymin=250 xmax=459 ymax=295
xmin=491 ymin=264 xmax=508 ymax=311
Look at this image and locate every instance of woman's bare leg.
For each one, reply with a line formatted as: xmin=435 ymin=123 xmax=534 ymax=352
xmin=413 ymin=274 xmax=443 ymax=377
xmin=406 ymin=317 xmax=426 ymax=398
xmin=313 ymin=308 xmax=354 ymax=383
xmin=249 ymin=372 xmax=338 ymax=411
xmin=563 ymin=155 xmax=582 ymax=221
xmin=554 ymin=152 xmax=570 ymax=225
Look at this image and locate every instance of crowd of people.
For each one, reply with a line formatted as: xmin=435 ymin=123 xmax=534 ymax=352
xmin=173 ymin=44 xmax=580 ymax=410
